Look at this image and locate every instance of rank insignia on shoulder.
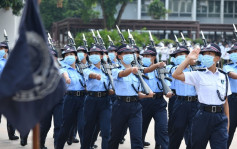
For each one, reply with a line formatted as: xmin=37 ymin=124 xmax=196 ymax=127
xmin=197 ymin=68 xmax=206 ymax=71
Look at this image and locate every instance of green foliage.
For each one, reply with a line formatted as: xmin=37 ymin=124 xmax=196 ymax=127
xmin=193 ymin=38 xmax=204 ymax=45
xmin=148 ymin=0 xmax=169 ymax=19
xmin=160 ymin=39 xmax=175 ymax=45
xmin=75 ymin=30 xmax=160 ymax=48
xmin=0 ymin=0 xmax=23 ymax=16
xmin=40 ymin=0 xmax=99 ymax=30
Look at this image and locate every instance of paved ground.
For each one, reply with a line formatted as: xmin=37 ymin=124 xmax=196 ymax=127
xmin=0 ymin=113 xmax=237 ymax=149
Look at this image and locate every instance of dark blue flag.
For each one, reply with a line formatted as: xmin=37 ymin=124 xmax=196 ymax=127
xmin=0 ymin=0 xmax=66 ymax=136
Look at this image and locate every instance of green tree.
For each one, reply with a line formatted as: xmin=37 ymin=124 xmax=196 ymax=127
xmin=0 ymin=0 xmax=24 ymax=15
xmin=148 ymin=0 xmax=169 ymax=19
xmin=85 ymin=0 xmax=133 ymax=29
xmin=40 ymin=0 xmax=99 ymax=30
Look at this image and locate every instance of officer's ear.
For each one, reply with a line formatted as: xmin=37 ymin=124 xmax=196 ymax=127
xmin=118 ymin=54 xmax=122 ymax=60
xmin=214 ymin=55 xmax=220 ymax=62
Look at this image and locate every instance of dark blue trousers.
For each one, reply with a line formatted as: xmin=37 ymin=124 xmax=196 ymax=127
xmin=40 ymin=99 xmax=63 ymax=147
xmin=81 ymin=95 xmax=111 ymax=149
xmin=227 ymin=94 xmax=237 ymax=148
xmin=56 ymin=95 xmax=85 ymax=149
xmin=191 ymin=105 xmax=228 ymax=149
xmin=168 ymin=96 xmax=198 ymax=149
xmin=109 ymin=100 xmax=143 ymax=149
xmin=141 ymin=97 xmax=169 ymax=149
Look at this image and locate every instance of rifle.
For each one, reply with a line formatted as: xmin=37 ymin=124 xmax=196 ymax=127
xmin=108 ymin=35 xmax=114 ymax=46
xmin=116 ymin=25 xmax=126 ymax=44
xmin=91 ymin=29 xmax=99 ymax=45
xmin=121 ymin=27 xmax=150 ymax=95
xmin=174 ymin=35 xmax=180 ymax=47
xmin=201 ymin=31 xmax=207 ymax=47
xmin=48 ymin=33 xmax=55 ymax=50
xmin=68 ymin=31 xmax=87 ymax=88
xmin=82 ymin=34 xmax=88 ymax=52
xmin=233 ymin=24 xmax=237 ymax=39
xmin=91 ymin=30 xmax=115 ymax=91
xmin=180 ymin=32 xmax=187 ymax=46
xmin=149 ymin=31 xmax=172 ymax=95
xmin=3 ymin=29 xmax=8 ymax=43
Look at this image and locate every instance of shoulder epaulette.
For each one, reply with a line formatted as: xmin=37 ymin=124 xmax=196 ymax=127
xmin=196 ymin=68 xmax=206 ymax=71
xmin=225 ymin=62 xmax=234 ymax=66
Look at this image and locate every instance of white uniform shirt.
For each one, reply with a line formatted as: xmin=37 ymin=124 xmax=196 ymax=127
xmin=184 ymin=68 xmax=232 ymax=105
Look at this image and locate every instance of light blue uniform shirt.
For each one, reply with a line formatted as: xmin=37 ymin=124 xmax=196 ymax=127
xmin=172 ymin=66 xmax=197 ymax=96
xmin=61 ymin=65 xmax=85 ymax=91
xmin=223 ymin=63 xmax=237 ymax=93
xmin=112 ymin=65 xmax=141 ymax=96
xmin=143 ymin=69 xmax=164 ymax=93
xmin=83 ymin=64 xmax=110 ymax=91
xmin=166 ymin=64 xmax=176 ymax=90
xmin=0 ymin=58 xmax=6 ymax=75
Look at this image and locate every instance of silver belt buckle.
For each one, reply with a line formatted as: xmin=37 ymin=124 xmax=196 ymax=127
xmin=77 ymin=91 xmax=81 ymax=96
xmin=98 ymin=92 xmax=102 ymax=97
xmin=187 ymin=96 xmax=192 ymax=101
xmin=126 ymin=97 xmax=131 ymax=102
xmin=212 ymin=106 xmax=217 ymax=113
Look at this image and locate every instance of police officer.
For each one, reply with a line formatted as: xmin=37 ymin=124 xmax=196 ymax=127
xmin=40 ymin=47 xmax=63 ymax=149
xmin=56 ymin=45 xmax=86 ymax=149
xmin=168 ymin=46 xmax=198 ymax=149
xmin=108 ymin=44 xmax=153 ymax=149
xmin=0 ymin=42 xmax=19 ymax=141
xmin=173 ymin=43 xmax=231 ymax=149
xmin=108 ymin=45 xmax=118 ymax=64
xmin=223 ymin=43 xmax=237 ymax=148
xmin=140 ymin=46 xmax=169 ymax=149
xmin=81 ymin=44 xmax=113 ymax=149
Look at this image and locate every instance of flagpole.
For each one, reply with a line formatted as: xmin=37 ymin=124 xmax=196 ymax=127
xmin=32 ymin=0 xmax=41 ymax=145
xmin=33 ymin=124 xmax=40 ymax=149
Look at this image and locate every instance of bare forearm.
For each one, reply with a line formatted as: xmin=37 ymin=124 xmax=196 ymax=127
xmin=229 ymin=72 xmax=237 ymax=79
xmin=89 ymin=73 xmax=98 ymax=79
xmin=144 ymin=63 xmax=159 ymax=73
xmin=119 ymin=68 xmax=132 ymax=77
xmin=172 ymin=57 xmax=190 ymax=81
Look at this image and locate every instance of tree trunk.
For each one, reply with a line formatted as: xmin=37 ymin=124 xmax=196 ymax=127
xmin=100 ymin=0 xmax=108 ymax=29
xmin=115 ymin=1 xmax=128 ymax=27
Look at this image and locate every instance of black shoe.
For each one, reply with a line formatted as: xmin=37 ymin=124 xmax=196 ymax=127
xmin=40 ymin=145 xmax=48 ymax=149
xmin=143 ymin=141 xmax=150 ymax=147
xmin=20 ymin=139 xmax=27 ymax=146
xmin=119 ymin=138 xmax=125 ymax=144
xmin=72 ymin=138 xmax=79 ymax=143
xmin=9 ymin=135 xmax=19 ymax=140
xmin=66 ymin=138 xmax=72 ymax=145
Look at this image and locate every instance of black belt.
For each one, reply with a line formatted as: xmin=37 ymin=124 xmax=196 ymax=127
xmin=153 ymin=92 xmax=163 ymax=99
xmin=201 ymin=104 xmax=223 ymax=113
xmin=66 ymin=91 xmax=86 ymax=96
xmin=118 ymin=96 xmax=138 ymax=102
xmin=231 ymin=93 xmax=237 ymax=97
xmin=177 ymin=95 xmax=197 ymax=102
xmin=87 ymin=91 xmax=108 ymax=98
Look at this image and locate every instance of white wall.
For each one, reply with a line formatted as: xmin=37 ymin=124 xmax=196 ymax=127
xmin=0 ymin=8 xmax=22 ymax=49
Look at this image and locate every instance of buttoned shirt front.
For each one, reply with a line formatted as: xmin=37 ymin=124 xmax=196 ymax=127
xmin=184 ymin=68 xmax=232 ymax=105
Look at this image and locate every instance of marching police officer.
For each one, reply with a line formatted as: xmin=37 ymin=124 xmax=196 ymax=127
xmin=173 ymin=43 xmax=231 ymax=149
xmin=40 ymin=47 xmax=63 ymax=149
xmin=168 ymin=46 xmax=198 ymax=149
xmin=0 ymin=42 xmax=19 ymax=141
xmin=108 ymin=44 xmax=153 ymax=149
xmin=81 ymin=44 xmax=113 ymax=149
xmin=223 ymin=43 xmax=237 ymax=148
xmin=56 ymin=45 xmax=86 ymax=149
xmin=140 ymin=46 xmax=169 ymax=149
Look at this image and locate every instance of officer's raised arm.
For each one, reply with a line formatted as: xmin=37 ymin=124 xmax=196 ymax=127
xmin=172 ymin=47 xmax=200 ymax=81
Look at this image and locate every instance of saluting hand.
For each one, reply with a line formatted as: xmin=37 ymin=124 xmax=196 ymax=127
xmin=187 ymin=46 xmax=201 ymax=60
